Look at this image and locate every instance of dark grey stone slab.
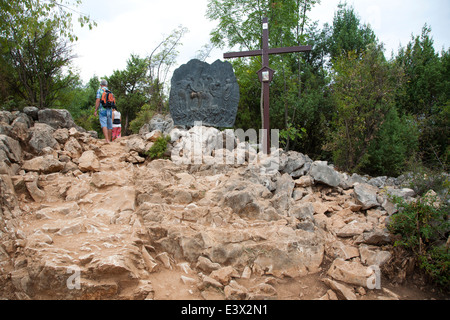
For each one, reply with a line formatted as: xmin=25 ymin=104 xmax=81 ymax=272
xmin=169 ymin=59 xmax=239 ymax=128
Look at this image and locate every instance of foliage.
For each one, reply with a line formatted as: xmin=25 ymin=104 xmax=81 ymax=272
xmin=279 ymin=123 xmax=306 ymax=150
xmin=74 ymin=108 xmax=101 ymax=136
xmin=107 ymin=54 xmax=148 ymax=135
xmin=395 ymin=25 xmax=445 ymax=117
xmin=129 ymin=104 xmax=156 ymax=134
xmin=0 ymin=0 xmax=95 ymax=109
xmin=148 ymin=25 xmax=189 ymax=112
xmin=0 ymin=0 xmax=95 ymax=44
xmin=395 ymin=26 xmax=449 ymax=169
xmin=403 ymin=160 xmax=450 ymax=197
xmin=363 ymin=108 xmax=419 ymax=177
xmin=326 ymin=44 xmax=403 ymax=173
xmin=1 ymin=24 xmax=78 ymax=109
xmin=388 ymin=192 xmax=450 ymax=289
xmin=328 ymin=2 xmax=377 ymax=60
xmin=146 ymin=135 xmax=171 ymax=160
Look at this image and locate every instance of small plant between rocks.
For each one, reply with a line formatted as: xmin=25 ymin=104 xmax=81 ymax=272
xmin=146 ymin=135 xmax=171 ymax=160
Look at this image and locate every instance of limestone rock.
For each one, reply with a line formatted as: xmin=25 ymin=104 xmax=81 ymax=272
xmin=22 ymin=156 xmax=64 ymax=174
xmin=38 ymin=108 xmax=84 ymax=131
xmin=28 ymin=123 xmax=59 ymax=154
xmin=327 ymin=258 xmax=372 ymax=288
xmin=78 ymin=150 xmax=100 ymax=172
xmin=0 ymin=134 xmax=22 ymax=164
xmin=353 ymin=183 xmax=379 ymax=210
xmin=209 ymin=266 xmax=239 ymax=285
xmin=309 ymin=161 xmax=341 ymax=187
xmin=322 ymin=278 xmax=357 ymax=300
xmin=196 ymin=256 xmax=221 ymax=273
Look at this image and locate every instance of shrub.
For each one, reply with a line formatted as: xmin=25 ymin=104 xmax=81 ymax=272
xmin=129 ymin=103 xmax=156 ymax=134
xmin=403 ymin=160 xmax=449 ymax=197
xmin=388 ymin=192 xmax=450 ymax=289
xmin=146 ymin=135 xmax=171 ymax=160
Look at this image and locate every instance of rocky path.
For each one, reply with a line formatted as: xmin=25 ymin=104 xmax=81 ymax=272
xmin=1 ymin=119 xmax=446 ymax=300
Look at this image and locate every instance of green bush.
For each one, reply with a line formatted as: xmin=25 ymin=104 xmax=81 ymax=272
xmin=403 ymin=160 xmax=449 ymax=197
xmin=388 ymin=192 xmax=450 ymax=289
xmin=146 ymin=135 xmax=171 ymax=160
xmin=363 ymin=108 xmax=419 ymax=177
xmin=129 ymin=103 xmax=156 ymax=134
xmin=74 ymin=107 xmax=102 ymax=138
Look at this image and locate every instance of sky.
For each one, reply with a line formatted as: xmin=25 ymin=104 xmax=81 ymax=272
xmin=72 ymin=0 xmax=450 ymax=84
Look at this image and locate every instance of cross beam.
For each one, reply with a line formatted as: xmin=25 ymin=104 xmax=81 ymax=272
xmin=224 ymin=17 xmax=311 ymax=154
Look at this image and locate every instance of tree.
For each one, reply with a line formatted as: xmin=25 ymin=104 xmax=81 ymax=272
xmin=0 ymin=0 xmax=95 ymax=44
xmin=108 ymin=55 xmax=148 ymax=135
xmin=395 ymin=25 xmax=443 ymax=117
xmin=147 ymin=25 xmax=189 ymax=113
xmin=364 ymin=108 xmax=419 ymax=177
xmin=206 ymin=0 xmax=321 ymax=149
xmin=328 ymin=2 xmax=377 ymax=61
xmin=326 ymin=44 xmax=404 ymax=173
xmin=2 ymin=26 xmax=78 ymax=109
xmin=0 ymin=0 xmax=95 ymax=109
xmin=396 ymin=26 xmax=450 ymax=168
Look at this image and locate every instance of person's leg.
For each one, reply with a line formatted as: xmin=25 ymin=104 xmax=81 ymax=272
xmin=112 ymin=127 xmax=117 ymax=141
xmin=99 ymin=109 xmax=111 ymax=143
xmin=102 ymin=127 xmax=111 ymax=143
xmin=106 ymin=109 xmax=113 ymax=143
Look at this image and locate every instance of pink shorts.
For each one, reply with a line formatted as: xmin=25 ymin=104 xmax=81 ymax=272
xmin=112 ymin=127 xmax=121 ymax=140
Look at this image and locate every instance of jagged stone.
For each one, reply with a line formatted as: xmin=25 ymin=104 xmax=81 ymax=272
xmin=327 ymin=258 xmax=373 ymax=288
xmin=322 ymin=278 xmax=357 ymax=300
xmin=353 ymin=183 xmax=380 ymax=210
xmin=22 ymin=155 xmax=64 ymax=174
xmin=78 ymin=150 xmax=100 ymax=172
xmin=309 ymin=161 xmax=342 ymax=187
xmin=0 ymin=111 xmax=437 ymax=301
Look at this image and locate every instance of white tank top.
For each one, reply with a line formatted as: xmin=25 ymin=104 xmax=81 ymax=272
xmin=112 ymin=111 xmax=121 ymax=128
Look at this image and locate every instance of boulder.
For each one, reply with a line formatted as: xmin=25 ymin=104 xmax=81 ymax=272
xmin=327 ymin=258 xmax=373 ymax=288
xmin=38 ymin=108 xmax=84 ymax=131
xmin=23 ymin=106 xmax=39 ymax=121
xmin=24 ymin=174 xmax=45 ymax=202
xmin=336 ymin=221 xmax=373 ymax=238
xmin=140 ymin=114 xmax=174 ymax=136
xmin=126 ymin=136 xmax=147 ymax=154
xmin=209 ymin=266 xmax=240 ymax=285
xmin=78 ymin=150 xmax=100 ymax=172
xmin=10 ymin=113 xmax=32 ymax=142
xmin=384 ymin=187 xmax=416 ymax=200
xmin=353 ymin=183 xmax=379 ymax=210
xmin=28 ymin=123 xmax=59 ymax=154
xmin=63 ymin=137 xmax=83 ymax=159
xmin=22 ymin=155 xmax=64 ymax=174
xmin=359 ymin=245 xmax=391 ymax=267
xmin=322 ymin=278 xmax=357 ymax=300
xmin=53 ymin=128 xmax=70 ymax=145
xmin=0 ymin=134 xmax=22 ymax=164
xmin=309 ymin=161 xmax=342 ymax=187
xmin=281 ymin=151 xmax=308 ymax=177
xmin=223 ymin=190 xmax=263 ymax=219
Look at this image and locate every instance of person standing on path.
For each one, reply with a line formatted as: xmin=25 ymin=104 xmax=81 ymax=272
xmin=111 ymin=106 xmax=122 ymax=141
xmin=94 ymin=79 xmax=113 ymax=143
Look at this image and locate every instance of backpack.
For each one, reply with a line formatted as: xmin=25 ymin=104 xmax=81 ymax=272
xmin=100 ymin=88 xmax=116 ymax=108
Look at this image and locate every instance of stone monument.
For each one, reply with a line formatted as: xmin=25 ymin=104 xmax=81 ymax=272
xmin=169 ymin=59 xmax=239 ymax=128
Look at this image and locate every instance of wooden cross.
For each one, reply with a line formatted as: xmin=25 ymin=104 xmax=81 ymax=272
xmin=224 ymin=17 xmax=311 ymax=154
